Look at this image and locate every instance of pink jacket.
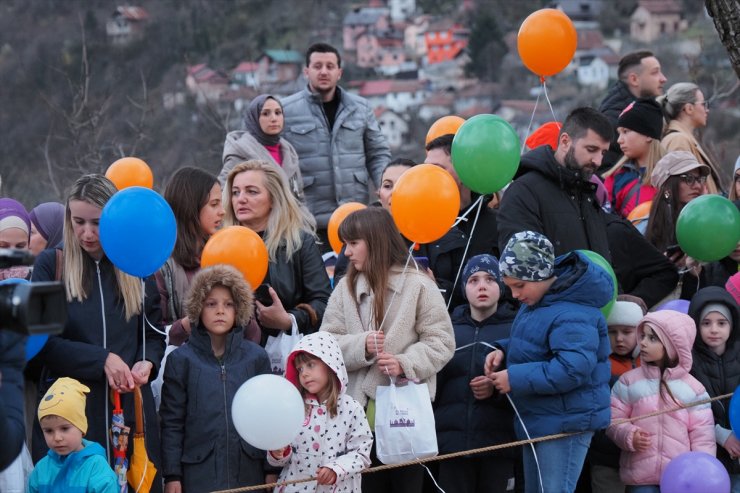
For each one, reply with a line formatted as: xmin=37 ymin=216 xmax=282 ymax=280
xmin=606 ymin=311 xmax=716 ymax=486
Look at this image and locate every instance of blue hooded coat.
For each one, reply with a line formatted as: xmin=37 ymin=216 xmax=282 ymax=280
xmin=500 ymin=251 xmax=613 ymax=437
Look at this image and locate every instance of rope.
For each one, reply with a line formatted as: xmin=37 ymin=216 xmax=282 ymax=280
xmin=209 ymin=391 xmax=734 ymax=493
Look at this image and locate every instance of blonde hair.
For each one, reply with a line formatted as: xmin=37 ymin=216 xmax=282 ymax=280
xmin=658 ymin=82 xmax=701 ymax=123
xmin=293 ymin=352 xmax=340 ymax=418
xmin=63 ymin=175 xmax=143 ymax=321
xmin=223 ymin=160 xmax=315 ymax=262
xmin=603 ymin=139 xmax=666 ymax=186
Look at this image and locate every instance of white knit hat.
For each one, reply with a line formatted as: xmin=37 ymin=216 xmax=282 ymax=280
xmin=607 ymin=301 xmax=644 ymax=327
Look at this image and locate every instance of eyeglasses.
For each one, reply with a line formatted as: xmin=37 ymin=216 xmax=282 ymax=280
xmin=678 ymin=174 xmax=707 ymax=186
xmin=693 ymin=100 xmax=710 ymax=109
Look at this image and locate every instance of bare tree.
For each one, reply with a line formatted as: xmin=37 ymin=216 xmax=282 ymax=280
xmin=705 ymin=0 xmax=740 ymax=80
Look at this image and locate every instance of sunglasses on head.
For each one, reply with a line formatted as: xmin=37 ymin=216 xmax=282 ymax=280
xmin=678 ymin=174 xmax=707 ymax=186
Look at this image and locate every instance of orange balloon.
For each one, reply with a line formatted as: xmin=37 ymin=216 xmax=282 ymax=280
xmin=627 ymin=200 xmax=652 ymax=226
xmin=200 ymin=226 xmax=268 ymax=289
xmin=391 ymin=164 xmax=460 ymax=244
xmin=328 ymin=202 xmax=367 ymax=254
xmin=426 ymin=116 xmax=465 ymax=145
xmin=517 ymin=9 xmax=577 ymax=77
xmin=106 ymin=157 xmax=154 ymax=190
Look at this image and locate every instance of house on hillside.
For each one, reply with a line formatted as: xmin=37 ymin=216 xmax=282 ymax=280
xmin=404 ymin=15 xmax=431 ymax=59
xmin=357 ymin=79 xmax=426 ymax=112
xmin=549 ymin=0 xmax=604 ymax=23
xmin=375 ymin=107 xmax=409 ymax=150
xmin=232 ymin=61 xmax=260 ymax=89
xmin=256 ymin=50 xmax=303 ymax=85
xmin=106 ymin=6 xmax=149 ymax=46
xmin=418 ymin=92 xmax=455 ymax=121
xmin=424 ymin=20 xmax=469 ymax=65
xmin=389 ymin=0 xmax=416 ymax=22
xmin=630 ymin=0 xmax=686 ymax=43
xmin=186 ymin=64 xmax=229 ymax=105
xmin=454 ymin=82 xmax=500 ymax=118
xmin=343 ymin=7 xmax=391 ymax=52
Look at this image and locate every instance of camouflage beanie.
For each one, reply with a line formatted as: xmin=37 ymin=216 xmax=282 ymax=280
xmin=499 ymin=231 xmax=555 ymax=281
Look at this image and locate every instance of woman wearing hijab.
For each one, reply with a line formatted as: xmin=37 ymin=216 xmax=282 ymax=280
xmin=28 ymin=202 xmax=65 ymax=255
xmin=0 ymin=198 xmax=32 ymax=280
xmin=219 ymin=94 xmax=304 ymax=201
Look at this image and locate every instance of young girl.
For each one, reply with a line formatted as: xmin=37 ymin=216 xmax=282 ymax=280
xmin=689 ymin=286 xmax=740 ymax=492
xmin=320 ymin=207 xmax=455 ymax=493
xmin=160 ymin=265 xmax=272 ymax=493
xmin=607 ymin=310 xmax=716 ymax=492
xmin=268 ymin=332 xmax=372 ymax=492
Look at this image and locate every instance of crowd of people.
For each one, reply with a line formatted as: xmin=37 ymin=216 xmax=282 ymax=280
xmin=1 ymin=41 xmax=739 ymax=493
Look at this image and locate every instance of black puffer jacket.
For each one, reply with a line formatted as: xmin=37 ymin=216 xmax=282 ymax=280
xmin=598 ymin=80 xmax=635 ymax=169
xmin=160 ymin=322 xmax=272 ymax=491
xmin=434 ymin=303 xmax=518 ymax=457
xmin=688 ymin=286 xmax=740 ymax=474
xmin=261 ymin=231 xmax=332 ymax=344
xmin=604 ymin=213 xmax=679 ymax=308
xmin=497 ymin=146 xmax=611 ymax=261
xmin=0 ymin=330 xmax=25 ymax=470
xmin=701 ymin=257 xmax=738 ymax=289
xmin=31 ymin=248 xmax=165 ymax=477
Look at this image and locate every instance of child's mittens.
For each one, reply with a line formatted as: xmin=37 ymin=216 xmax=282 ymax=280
xmin=316 ymin=467 xmax=337 ymax=485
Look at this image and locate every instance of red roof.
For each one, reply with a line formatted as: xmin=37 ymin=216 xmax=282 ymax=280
xmin=359 ymin=79 xmax=423 ymax=96
xmin=233 ymin=61 xmax=259 ymax=73
xmin=114 ymin=6 xmax=149 ymax=21
xmin=577 ymin=30 xmax=604 ymax=51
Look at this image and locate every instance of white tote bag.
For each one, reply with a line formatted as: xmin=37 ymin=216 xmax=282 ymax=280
xmin=264 ymin=319 xmax=303 ymax=375
xmin=375 ymin=380 xmax=438 ymax=464
xmin=0 ymin=443 xmax=33 ymax=493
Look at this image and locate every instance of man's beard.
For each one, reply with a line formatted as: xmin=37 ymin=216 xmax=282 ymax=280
xmin=563 ymin=147 xmax=594 ymax=181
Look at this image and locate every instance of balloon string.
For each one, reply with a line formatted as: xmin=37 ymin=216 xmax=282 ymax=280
xmin=446 ymin=196 xmax=484 ymax=310
xmin=373 ymin=245 xmax=415 ymax=335
xmin=522 ymin=87 xmax=542 ymax=155
xmin=451 ymin=194 xmax=484 ymax=229
xmin=542 ymin=78 xmax=558 ymax=123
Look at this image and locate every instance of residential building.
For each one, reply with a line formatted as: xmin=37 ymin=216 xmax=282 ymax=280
xmin=356 ymin=79 xmax=426 ymax=112
xmin=106 ymin=6 xmax=149 ymax=46
xmin=424 ymin=19 xmax=469 ymax=65
xmin=630 ymin=0 xmax=686 ymax=43
xmin=375 ymin=107 xmax=409 ymax=150
xmin=256 ymin=50 xmax=303 ymax=85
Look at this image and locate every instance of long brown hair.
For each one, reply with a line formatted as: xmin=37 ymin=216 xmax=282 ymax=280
xmin=339 ymin=207 xmax=407 ymax=330
xmin=645 ymin=176 xmax=684 ymax=253
xmin=164 ymin=167 xmax=219 ymax=269
xmin=293 ymin=352 xmax=340 ymax=418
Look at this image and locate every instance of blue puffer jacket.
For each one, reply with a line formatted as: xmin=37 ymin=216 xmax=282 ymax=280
xmin=434 ymin=302 xmax=518 ymax=457
xmin=500 ymin=251 xmax=612 ymax=437
xmin=28 ymin=439 xmax=118 ymax=493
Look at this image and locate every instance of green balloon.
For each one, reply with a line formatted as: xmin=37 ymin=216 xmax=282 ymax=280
xmin=577 ymin=249 xmax=617 ymax=318
xmin=451 ymin=114 xmax=521 ymax=194
xmin=676 ymin=195 xmax=740 ymax=262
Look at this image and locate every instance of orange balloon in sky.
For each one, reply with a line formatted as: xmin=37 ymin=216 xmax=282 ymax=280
xmin=328 ymin=202 xmax=367 ymax=254
xmin=518 ymin=8 xmax=577 ymax=77
xmin=201 ymin=226 xmax=268 ymax=289
xmin=105 ymin=157 xmax=154 ymax=190
xmin=426 ymin=116 xmax=466 ymax=144
xmin=391 ymin=164 xmax=460 ymax=244
xmin=627 ymin=200 xmax=652 ymax=227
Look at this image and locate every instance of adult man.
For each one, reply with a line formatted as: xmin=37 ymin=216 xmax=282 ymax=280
xmin=425 ymin=134 xmax=500 ymax=308
xmin=497 ymin=107 xmax=613 ymax=260
xmin=599 ymin=51 xmax=667 ymax=168
xmin=281 ymin=43 xmax=390 ymax=241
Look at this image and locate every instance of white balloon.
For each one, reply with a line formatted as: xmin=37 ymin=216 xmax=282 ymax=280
xmin=231 ymin=374 xmax=304 ymax=450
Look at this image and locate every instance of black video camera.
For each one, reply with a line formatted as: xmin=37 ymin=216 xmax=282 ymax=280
xmin=0 ymin=248 xmax=66 ymax=335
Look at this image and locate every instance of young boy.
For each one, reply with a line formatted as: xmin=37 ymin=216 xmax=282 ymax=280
xmin=28 ymin=377 xmax=118 ymax=493
xmin=434 ymin=254 xmax=519 ymax=493
xmin=484 ymin=231 xmax=613 ymax=493
xmin=589 ymin=299 xmax=644 ymax=493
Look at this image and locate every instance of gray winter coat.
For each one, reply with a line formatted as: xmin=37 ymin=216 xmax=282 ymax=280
xmin=281 ymin=86 xmax=391 ymax=228
xmin=220 ymin=130 xmax=305 ymax=201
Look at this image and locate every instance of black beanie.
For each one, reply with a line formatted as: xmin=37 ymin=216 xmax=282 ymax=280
xmin=617 ymin=98 xmax=664 ymax=140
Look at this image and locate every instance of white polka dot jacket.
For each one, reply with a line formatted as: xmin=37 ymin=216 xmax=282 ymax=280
xmin=267 ymin=332 xmax=373 ymax=492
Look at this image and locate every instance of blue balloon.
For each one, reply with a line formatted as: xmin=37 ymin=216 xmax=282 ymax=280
xmin=660 ymin=451 xmax=730 ymax=493
xmin=0 ymin=278 xmax=48 ymax=361
xmin=99 ymin=186 xmax=176 ymax=278
xmin=730 ymin=387 xmax=740 ymax=438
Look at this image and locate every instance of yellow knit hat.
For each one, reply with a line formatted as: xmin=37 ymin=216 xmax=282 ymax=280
xmin=38 ymin=377 xmax=90 ymax=434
